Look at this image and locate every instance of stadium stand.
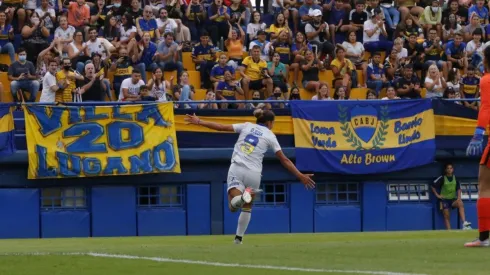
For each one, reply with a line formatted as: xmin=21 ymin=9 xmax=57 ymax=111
xmin=0 ymin=0 xmax=484 ymax=106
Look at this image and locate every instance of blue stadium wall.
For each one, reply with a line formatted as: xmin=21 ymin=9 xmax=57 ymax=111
xmin=0 ymin=149 xmax=479 ymax=239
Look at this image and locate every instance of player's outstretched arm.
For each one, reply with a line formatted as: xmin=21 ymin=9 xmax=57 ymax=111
xmin=275 ymin=150 xmax=315 ymax=189
xmin=185 ymin=113 xmax=234 ymax=132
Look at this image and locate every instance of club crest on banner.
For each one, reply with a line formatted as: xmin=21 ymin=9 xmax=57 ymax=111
xmin=339 ymin=104 xmax=389 ymax=151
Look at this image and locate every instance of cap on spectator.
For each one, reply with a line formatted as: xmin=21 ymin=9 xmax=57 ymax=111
xmin=309 ymin=9 xmax=322 ymax=17
xmin=257 ymin=30 xmax=267 ymax=36
xmin=91 ymin=52 xmax=102 ymax=58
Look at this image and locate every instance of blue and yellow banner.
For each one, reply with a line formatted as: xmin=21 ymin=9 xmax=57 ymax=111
xmin=290 ymin=100 xmax=436 ymax=174
xmin=0 ymin=104 xmax=15 ymax=157
xmin=24 ymin=103 xmax=181 ymax=179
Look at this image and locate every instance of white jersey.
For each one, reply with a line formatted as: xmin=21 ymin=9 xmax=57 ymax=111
xmin=231 ymin=122 xmax=282 ymax=173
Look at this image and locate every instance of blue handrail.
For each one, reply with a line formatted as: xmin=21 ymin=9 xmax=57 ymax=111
xmin=2 ymin=98 xmax=481 ymax=106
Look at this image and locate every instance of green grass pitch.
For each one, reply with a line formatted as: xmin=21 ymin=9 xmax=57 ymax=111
xmin=0 ymin=231 xmax=487 ymax=275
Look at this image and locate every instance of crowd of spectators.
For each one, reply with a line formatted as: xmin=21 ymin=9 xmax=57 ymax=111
xmin=0 ymin=0 xmax=486 ymax=109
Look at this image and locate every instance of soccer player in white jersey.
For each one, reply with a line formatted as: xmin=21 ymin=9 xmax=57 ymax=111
xmin=185 ymin=108 xmax=315 ymax=244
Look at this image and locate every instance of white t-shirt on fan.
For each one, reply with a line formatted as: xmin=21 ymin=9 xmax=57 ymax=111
xmin=118 ymin=78 xmax=145 ymax=101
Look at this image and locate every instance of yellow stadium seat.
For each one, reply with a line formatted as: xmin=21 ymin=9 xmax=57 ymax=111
xmin=183 ymin=52 xmax=194 ymax=71
xmin=0 ymin=72 xmax=12 ymax=102
xmin=0 ymin=54 xmax=13 ymax=65
xmin=420 ymin=88 xmax=426 ymax=98
xmin=164 ymin=70 xmax=177 ymax=84
xmin=187 ymin=70 xmax=201 ymax=88
xmin=194 ymin=89 xmax=207 ymax=100
xmin=349 ymin=88 xmax=369 ymax=99
xmin=299 ymin=88 xmax=313 ymax=100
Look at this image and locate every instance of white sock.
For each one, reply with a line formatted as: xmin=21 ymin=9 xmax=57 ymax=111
xmin=231 ymin=195 xmax=245 ymax=209
xmin=236 ymin=209 xmax=251 ymax=237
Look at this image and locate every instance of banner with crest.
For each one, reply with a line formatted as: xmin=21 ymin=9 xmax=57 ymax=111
xmin=290 ymin=100 xmax=436 ymax=174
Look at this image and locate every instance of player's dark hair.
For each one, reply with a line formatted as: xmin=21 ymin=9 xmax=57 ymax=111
xmin=484 ymin=46 xmax=490 ymax=72
xmin=254 ymin=108 xmax=275 ymax=124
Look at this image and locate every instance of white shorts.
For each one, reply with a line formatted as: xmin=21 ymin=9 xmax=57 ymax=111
xmin=226 ymin=163 xmax=262 ymax=193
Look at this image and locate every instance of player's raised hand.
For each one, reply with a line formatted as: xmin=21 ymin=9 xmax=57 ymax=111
xmin=300 ymin=173 xmax=315 ymax=190
xmin=185 ymin=113 xmax=201 ymax=125
xmin=466 ymin=127 xmax=485 ymax=156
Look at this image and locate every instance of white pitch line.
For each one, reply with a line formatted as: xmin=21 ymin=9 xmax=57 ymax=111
xmin=86 ymin=252 xmax=429 ymax=275
xmin=0 ymin=252 xmax=430 ymax=275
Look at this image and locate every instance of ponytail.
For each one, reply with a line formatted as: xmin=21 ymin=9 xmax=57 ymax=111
xmin=254 ymin=105 xmax=275 ymax=124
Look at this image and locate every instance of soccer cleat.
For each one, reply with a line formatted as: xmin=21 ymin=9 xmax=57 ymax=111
xmin=234 ymin=235 xmax=243 ymax=245
xmin=463 ymin=221 xmax=472 ymax=230
xmin=464 ymin=238 xmax=490 ymax=247
xmin=241 ymin=187 xmax=253 ymax=204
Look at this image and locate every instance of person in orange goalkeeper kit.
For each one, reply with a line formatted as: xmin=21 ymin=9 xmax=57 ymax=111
xmin=465 ymin=46 xmax=490 ymax=247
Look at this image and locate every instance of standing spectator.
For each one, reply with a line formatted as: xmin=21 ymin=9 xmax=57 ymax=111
xmin=363 ymin=8 xmax=392 ymax=55
xmin=366 ymin=52 xmax=389 ymax=95
xmin=305 ymin=9 xmax=334 ymax=59
xmin=384 ymin=48 xmax=401 ymax=82
xmin=239 ymin=45 xmax=273 ymax=98
xmin=136 ymin=5 xmax=160 ymax=42
xmin=66 ymin=0 xmax=90 ymax=29
xmin=228 ymin=0 xmax=247 ymax=32
xmin=119 ymin=13 xmax=138 ymax=52
xmin=311 ymin=83 xmax=331 ymax=100
xmin=147 ymin=67 xmax=172 ymax=102
xmin=35 ymin=0 xmax=56 ymax=34
xmin=110 ymin=47 xmax=133 ymax=99
xmin=342 ymin=31 xmax=367 ymax=87
xmin=118 ymin=69 xmax=145 ymax=101
xmin=423 ymin=27 xmax=446 ymax=79
xmin=328 ymin=0 xmax=350 ymax=45
xmin=446 ymin=68 xmax=461 ymax=97
xmin=348 ymin=0 xmax=369 ymax=40
xmin=394 ymin=64 xmax=421 ymax=99
xmin=225 ymin=21 xmax=246 ymax=67
xmin=330 ymin=46 xmax=354 ymax=93
xmin=268 ymin=52 xmax=289 ymax=94
xmin=210 ymin=53 xmax=235 ymax=90
xmin=68 ymin=30 xmax=89 ymax=74
xmin=56 ymin=57 xmax=84 ymax=102
xmin=8 ymin=48 xmax=40 ymax=103
xmin=464 ymin=12 xmax=486 ymax=42
xmin=21 ymin=12 xmax=50 ymax=63
xmin=4 ymin=0 xmax=27 ymax=31
xmin=420 ymin=0 xmax=442 ymax=38
xmin=132 ymin=32 xmax=158 ymax=83
xmin=405 ymin=33 xmax=424 ymax=77
xmin=192 ymin=31 xmax=216 ymax=89
xmin=466 ymin=29 xmax=484 ymax=68
xmin=298 ymin=0 xmax=321 ymax=32
xmin=76 ymin=63 xmax=107 ymax=101
xmin=39 ymin=59 xmax=60 ymax=103
xmin=0 ymin=10 xmax=15 ymax=64
xmin=442 ymin=13 xmax=462 ymax=42
xmin=468 ymin=0 xmax=488 ymax=25
xmin=85 ymin=27 xmax=116 ymax=61
xmin=156 ymin=33 xmax=184 ymax=76
xmin=460 ymin=65 xmax=480 ymax=110
xmin=156 ymin=8 xmax=191 ymax=43
xmin=269 ymin=13 xmax=290 ymax=41
xmin=301 ymin=50 xmax=326 ymax=93
xmin=431 ymin=163 xmax=472 ymax=230
xmin=249 ymin=30 xmax=271 ymax=61
xmin=127 ymin=0 xmax=143 ymax=20
xmin=290 ymin=32 xmax=311 ymax=84
xmin=216 ymin=69 xmax=244 ymax=109
xmin=445 ymin=32 xmax=467 ymax=75
xmin=54 ymin=15 xmax=76 ymax=55
xmin=380 ymin=0 xmax=399 ymax=30
xmin=186 ymin=0 xmax=206 ymax=41
xmin=207 ymin=0 xmax=230 ymax=47
xmin=36 ymin=41 xmax=57 ymax=83
xmin=246 ymin=11 xmax=266 ymax=42
xmin=424 ymin=64 xmax=447 ymax=98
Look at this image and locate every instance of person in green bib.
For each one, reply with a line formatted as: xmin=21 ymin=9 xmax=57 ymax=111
xmin=432 ymin=163 xmax=472 ymax=230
